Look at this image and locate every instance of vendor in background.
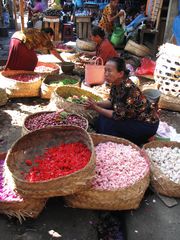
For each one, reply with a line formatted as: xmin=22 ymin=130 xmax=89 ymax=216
xmin=99 ymin=0 xmax=126 ymax=36
xmin=81 ymin=26 xmax=118 ymax=65
xmin=5 ymin=28 xmax=64 ymax=71
xmin=85 ymin=57 xmax=159 ymax=146
xmin=28 ymin=0 xmax=43 ymax=21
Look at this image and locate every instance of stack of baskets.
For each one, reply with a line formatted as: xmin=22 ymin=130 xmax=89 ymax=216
xmin=154 ymin=43 xmax=180 ymax=111
xmin=41 ymin=74 xmax=80 ymax=99
xmin=125 ymin=40 xmax=151 ymax=57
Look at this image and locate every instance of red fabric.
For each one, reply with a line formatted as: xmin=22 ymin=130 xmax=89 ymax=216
xmin=5 ymin=38 xmax=38 ymax=71
xmin=96 ymin=39 xmax=118 ymax=64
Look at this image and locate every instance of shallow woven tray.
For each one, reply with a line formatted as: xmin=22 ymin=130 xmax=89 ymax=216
xmin=41 ymin=74 xmax=80 ymax=99
xmin=22 ymin=111 xmax=89 ymax=135
xmin=35 ymin=62 xmax=60 ymax=75
xmin=5 ymin=126 xmax=95 ymax=198
xmin=65 ymin=133 xmax=150 ymax=211
xmin=144 ymin=141 xmax=180 ymax=197
xmin=0 ymin=153 xmax=46 ymax=222
xmin=51 ymin=86 xmax=102 ymax=122
xmin=0 ymin=70 xmax=42 ymax=98
xmin=76 ymin=39 xmax=96 ymax=52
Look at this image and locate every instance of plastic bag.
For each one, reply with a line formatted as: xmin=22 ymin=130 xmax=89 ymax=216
xmin=135 ymin=58 xmax=156 ymax=76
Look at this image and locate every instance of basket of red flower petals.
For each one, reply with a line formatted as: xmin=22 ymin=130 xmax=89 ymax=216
xmin=0 ymin=70 xmax=42 ymax=98
xmin=0 ymin=153 xmax=46 ymax=221
xmin=5 ymin=126 xmax=95 ymax=198
xmin=22 ymin=111 xmax=88 ymax=135
xmin=65 ymin=133 xmax=150 ymax=211
xmin=34 ymin=62 xmax=60 ymax=75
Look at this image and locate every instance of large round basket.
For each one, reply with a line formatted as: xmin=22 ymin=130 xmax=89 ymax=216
xmin=41 ymin=74 xmax=80 ymax=99
xmin=0 ymin=153 xmax=46 ymax=222
xmin=76 ymin=39 xmax=96 ymax=52
xmin=144 ymin=141 xmax=180 ymax=198
xmin=0 ymin=70 xmax=42 ymax=98
xmin=0 ymin=88 xmax=8 ymax=106
xmin=51 ymin=86 xmax=102 ymax=121
xmin=22 ymin=111 xmax=89 ymax=135
xmin=34 ymin=62 xmax=60 ymax=75
xmin=81 ymin=81 xmax=110 ymax=100
xmin=65 ymin=133 xmax=150 ymax=211
xmin=5 ymin=126 xmax=95 ymax=198
xmin=125 ymin=40 xmax=151 ymax=57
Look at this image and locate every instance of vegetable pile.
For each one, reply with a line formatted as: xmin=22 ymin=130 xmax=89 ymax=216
xmin=93 ymin=142 xmax=149 ymax=190
xmin=55 ymin=43 xmax=73 ymax=52
xmin=146 ymin=147 xmax=180 ymax=184
xmin=49 ymin=78 xmax=78 ymax=86
xmin=10 ymin=74 xmax=40 ymax=82
xmin=24 ymin=142 xmax=91 ymax=182
xmin=25 ymin=111 xmax=88 ymax=131
xmin=0 ymin=159 xmax=22 ymax=202
xmin=66 ymin=95 xmax=88 ymax=104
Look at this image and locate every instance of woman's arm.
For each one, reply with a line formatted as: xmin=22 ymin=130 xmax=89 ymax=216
xmin=97 ymin=100 xmax=112 ymax=109
xmin=50 ymin=49 xmax=65 ymax=62
xmin=108 ymin=10 xmax=125 ymax=22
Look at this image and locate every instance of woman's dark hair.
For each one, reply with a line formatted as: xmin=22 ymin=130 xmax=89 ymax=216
xmin=108 ymin=57 xmax=130 ymax=75
xmin=91 ymin=26 xmax=105 ymax=39
xmin=41 ymin=28 xmax=54 ymax=36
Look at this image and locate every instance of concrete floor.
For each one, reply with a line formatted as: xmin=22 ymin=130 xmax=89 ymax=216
xmin=0 ymin=28 xmax=180 ymax=240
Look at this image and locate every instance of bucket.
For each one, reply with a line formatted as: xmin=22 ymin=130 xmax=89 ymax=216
xmin=110 ymin=27 xmax=125 ymax=47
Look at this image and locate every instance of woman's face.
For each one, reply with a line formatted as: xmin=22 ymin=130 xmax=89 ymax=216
xmin=104 ymin=61 xmax=123 ymax=84
xmin=110 ymin=0 xmax=119 ymax=9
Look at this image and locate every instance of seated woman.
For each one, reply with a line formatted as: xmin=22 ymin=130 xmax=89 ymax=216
xmin=83 ymin=26 xmax=118 ymax=65
xmin=5 ymin=28 xmax=64 ymax=71
xmin=85 ymin=57 xmax=159 ymax=145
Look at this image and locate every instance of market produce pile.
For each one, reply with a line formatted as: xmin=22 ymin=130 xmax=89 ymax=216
xmin=24 ymin=142 xmax=91 ymax=182
xmin=43 ymin=8 xmax=62 ymax=16
xmin=93 ymin=142 xmax=149 ymax=190
xmin=66 ymin=95 xmax=88 ymax=104
xmin=35 ymin=66 xmax=57 ymax=73
xmin=25 ymin=111 xmax=88 ymax=131
xmin=146 ymin=147 xmax=180 ymax=184
xmin=9 ymin=74 xmax=41 ymax=82
xmin=0 ymin=159 xmax=22 ymax=202
xmin=55 ymin=43 xmax=73 ymax=52
xmin=48 ymin=78 xmax=78 ymax=86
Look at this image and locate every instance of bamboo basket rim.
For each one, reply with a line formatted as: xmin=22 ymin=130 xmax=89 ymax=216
xmin=23 ymin=110 xmax=89 ymax=132
xmin=6 ymin=126 xmax=94 ymax=184
xmin=54 ymin=85 xmax=102 ymax=104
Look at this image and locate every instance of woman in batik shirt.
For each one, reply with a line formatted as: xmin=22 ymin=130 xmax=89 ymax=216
xmin=99 ymin=0 xmax=126 ymax=35
xmin=5 ymin=28 xmax=64 ymax=71
xmin=85 ymin=57 xmax=159 ymax=145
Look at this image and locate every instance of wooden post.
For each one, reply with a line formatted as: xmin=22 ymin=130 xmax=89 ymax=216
xmin=13 ymin=0 xmax=18 ymax=30
xmin=19 ymin=0 xmax=24 ymax=31
xmin=0 ymin=0 xmax=3 ymax=26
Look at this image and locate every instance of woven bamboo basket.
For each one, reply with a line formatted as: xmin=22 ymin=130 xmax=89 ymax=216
xmin=0 ymin=70 xmax=42 ymax=98
xmin=158 ymin=94 xmax=180 ymax=112
xmin=65 ymin=133 xmax=150 ymax=211
xmin=0 ymin=153 xmax=46 ymax=222
xmin=51 ymin=86 xmax=102 ymax=121
xmin=41 ymin=74 xmax=80 ymax=99
xmin=144 ymin=141 xmax=180 ymax=197
xmin=125 ymin=40 xmax=151 ymax=57
xmin=0 ymin=88 xmax=8 ymax=106
xmin=81 ymin=81 xmax=110 ymax=100
xmin=76 ymin=39 xmax=96 ymax=52
xmin=22 ymin=111 xmax=89 ymax=135
xmin=5 ymin=126 xmax=95 ymax=198
xmin=34 ymin=62 xmax=60 ymax=75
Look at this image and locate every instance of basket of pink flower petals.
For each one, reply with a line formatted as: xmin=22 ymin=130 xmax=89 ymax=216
xmin=65 ymin=134 xmax=150 ymax=210
xmin=0 ymin=153 xmax=46 ymax=222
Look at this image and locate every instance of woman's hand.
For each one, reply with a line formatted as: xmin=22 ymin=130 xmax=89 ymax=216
xmin=84 ymin=98 xmax=97 ymax=110
xmin=118 ymin=10 xmax=125 ymax=17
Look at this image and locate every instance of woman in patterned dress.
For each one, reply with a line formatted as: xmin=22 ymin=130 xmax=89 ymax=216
xmin=85 ymin=57 xmax=159 ymax=145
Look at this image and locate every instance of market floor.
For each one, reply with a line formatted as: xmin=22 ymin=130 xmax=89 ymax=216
xmin=1 ymin=30 xmax=180 ymax=240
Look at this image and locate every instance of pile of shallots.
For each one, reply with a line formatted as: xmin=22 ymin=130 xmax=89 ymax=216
xmin=146 ymin=147 xmax=180 ymax=184
xmin=93 ymin=142 xmax=149 ymax=190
